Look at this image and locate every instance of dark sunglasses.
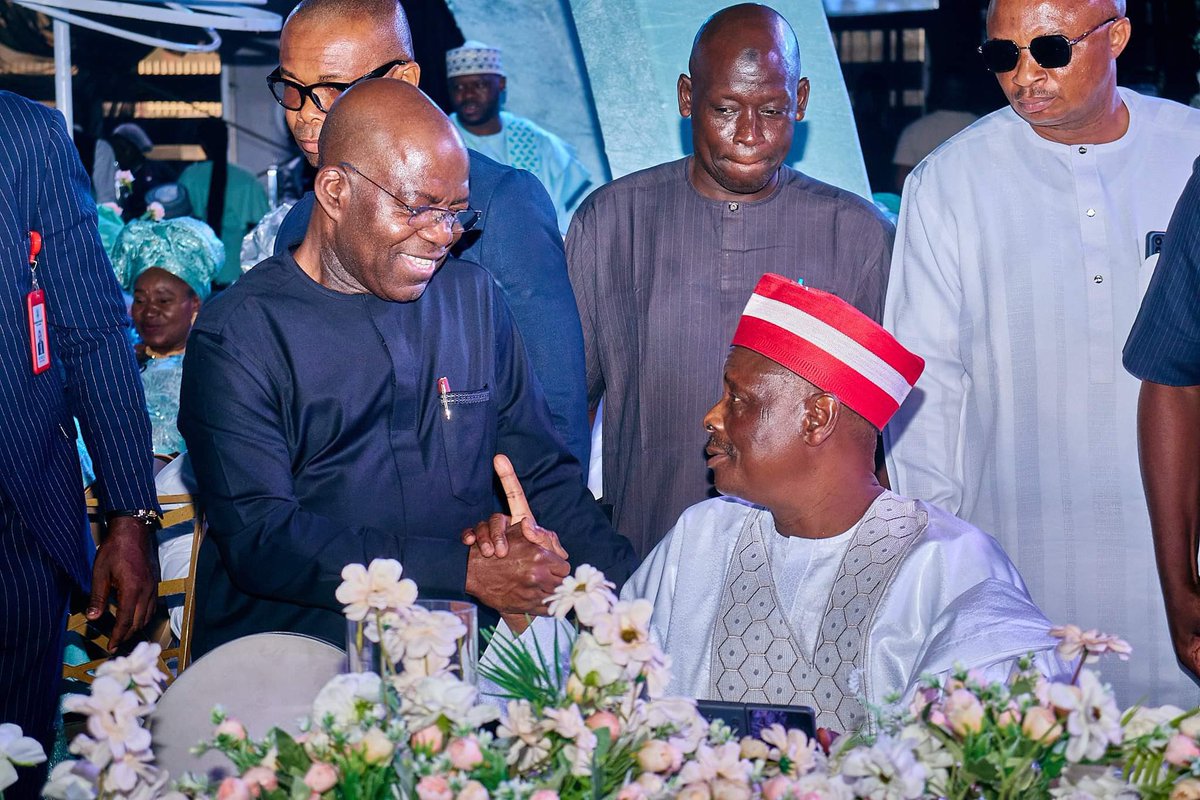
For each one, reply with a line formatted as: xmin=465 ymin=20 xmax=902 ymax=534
xmin=979 ymin=17 xmax=1117 ymax=73
xmin=266 ymin=59 xmax=408 ymax=113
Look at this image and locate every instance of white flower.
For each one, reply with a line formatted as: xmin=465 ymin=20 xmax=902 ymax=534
xmin=41 ymin=761 xmax=100 ymax=800
xmin=1049 ymin=671 xmax=1123 ymax=762
xmin=544 ymin=704 xmax=588 ymax=739
xmin=564 ymin=732 xmax=597 ymax=776
xmin=897 ymin=724 xmax=953 ymax=796
xmin=543 ymin=705 xmax=599 ymax=775
xmin=678 ymin=742 xmax=750 ymax=785
xmin=1049 ymin=625 xmax=1133 ymax=663
xmin=498 ymin=700 xmax=551 ymax=771
xmin=385 ymin=607 xmax=465 ymax=674
xmin=1123 ymin=704 xmax=1185 ymax=740
xmin=591 ymin=600 xmax=657 ymax=667
xmin=1050 ymin=770 xmax=1138 ymax=799
xmin=0 ymin=723 xmax=46 ymax=791
xmin=311 ymin=672 xmax=385 ymax=728
xmin=839 ymin=735 xmax=927 ymax=800
xmin=645 ymin=697 xmax=702 ymax=730
xmin=336 ymin=559 xmax=418 ymax=621
xmin=760 ymin=724 xmax=821 ymax=777
xmin=104 ymin=747 xmax=158 ymax=793
xmin=95 ymin=642 xmax=166 ymax=702
xmin=571 ymin=633 xmax=625 ymax=687
xmin=401 ymin=673 xmax=496 ymax=730
xmin=546 ymin=565 xmax=616 ymax=626
xmin=63 ymin=678 xmax=152 ymax=758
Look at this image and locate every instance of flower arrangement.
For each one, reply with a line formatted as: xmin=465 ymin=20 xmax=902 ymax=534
xmin=34 ymin=560 xmax=1200 ymax=800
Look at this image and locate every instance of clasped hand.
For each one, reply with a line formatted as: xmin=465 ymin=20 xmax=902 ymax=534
xmin=462 ymin=455 xmax=570 ymax=633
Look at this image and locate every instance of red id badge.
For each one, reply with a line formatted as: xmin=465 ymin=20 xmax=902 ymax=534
xmin=27 ymin=288 xmax=50 ymax=374
xmin=26 ymin=231 xmax=49 ymax=374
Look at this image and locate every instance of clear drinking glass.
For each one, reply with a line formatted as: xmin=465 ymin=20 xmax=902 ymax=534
xmin=417 ymin=599 xmax=478 ymax=686
xmin=345 ymin=599 xmax=478 ymax=686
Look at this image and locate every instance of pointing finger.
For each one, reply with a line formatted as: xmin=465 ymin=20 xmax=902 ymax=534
xmin=494 ymin=454 xmax=536 ymax=527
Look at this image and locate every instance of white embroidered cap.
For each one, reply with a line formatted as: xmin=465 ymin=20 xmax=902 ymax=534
xmin=446 ymin=40 xmax=505 ymax=79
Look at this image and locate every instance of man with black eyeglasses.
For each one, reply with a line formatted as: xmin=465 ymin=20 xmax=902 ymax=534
xmin=179 ymin=79 xmax=637 ymax=657
xmin=263 ymin=0 xmax=592 ymax=471
xmin=883 ymin=0 xmax=1200 ymax=708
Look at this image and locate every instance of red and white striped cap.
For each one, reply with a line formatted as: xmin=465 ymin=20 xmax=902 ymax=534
xmin=731 ymin=274 xmax=925 ymax=430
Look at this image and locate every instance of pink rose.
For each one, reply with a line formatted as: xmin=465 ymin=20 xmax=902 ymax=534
xmin=217 ymin=778 xmax=251 ymax=800
xmin=457 ymin=781 xmax=489 ymax=800
xmin=416 ymin=775 xmax=453 ymax=800
xmin=677 ymin=784 xmax=711 ymax=800
xmin=637 ymin=740 xmax=680 ymax=774
xmin=944 ymin=689 xmax=984 ymax=737
xmin=448 ymin=737 xmax=484 ymax=770
xmin=412 ymin=725 xmax=445 ymax=754
xmin=586 ymin=711 xmax=621 ymax=740
xmin=761 ymin=776 xmax=795 ymax=800
xmin=304 ymin=762 xmax=338 ymax=794
xmin=1166 ymin=734 xmax=1200 ymax=767
xmin=242 ymin=767 xmax=278 ymax=796
xmin=1021 ymin=706 xmax=1063 ymax=744
xmin=216 ymin=720 xmax=248 ymax=741
xmin=529 ymin=791 xmax=559 ymax=800
xmin=616 ymin=784 xmax=646 ymax=800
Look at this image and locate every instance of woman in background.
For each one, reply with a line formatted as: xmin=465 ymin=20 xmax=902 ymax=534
xmin=110 ymin=216 xmax=223 ymax=456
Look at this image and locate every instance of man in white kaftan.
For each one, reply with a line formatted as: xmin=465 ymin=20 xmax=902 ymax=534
xmin=447 ymin=41 xmax=591 ymax=235
xmin=624 ymin=274 xmax=1058 ymax=732
xmin=884 ymin=0 xmax=1200 ymax=707
xmin=625 ymin=492 xmax=1057 ymax=729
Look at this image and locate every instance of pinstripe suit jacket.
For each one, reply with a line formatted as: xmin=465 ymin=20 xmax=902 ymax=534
xmin=0 ymin=91 xmax=157 ymax=589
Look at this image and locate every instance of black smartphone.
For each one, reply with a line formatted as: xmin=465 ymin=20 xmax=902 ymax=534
xmin=696 ymin=700 xmax=817 ymax=739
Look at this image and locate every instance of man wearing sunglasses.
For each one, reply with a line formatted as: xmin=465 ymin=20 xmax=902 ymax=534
xmin=179 ymin=79 xmax=637 ymax=657
xmin=263 ymin=0 xmax=591 ymax=471
xmin=884 ymin=0 xmax=1200 ymax=708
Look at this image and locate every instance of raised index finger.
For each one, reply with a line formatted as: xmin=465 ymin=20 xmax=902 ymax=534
xmin=494 ymin=453 xmax=536 ymax=527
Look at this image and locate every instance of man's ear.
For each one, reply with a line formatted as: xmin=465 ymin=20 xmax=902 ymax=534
xmin=392 ymin=60 xmax=422 ymax=88
xmin=677 ymin=73 xmax=693 ymax=118
xmin=795 ymin=77 xmax=811 ymax=122
xmin=803 ymin=392 xmax=840 ymax=447
xmin=314 ymin=165 xmax=347 ymax=223
xmin=1108 ymin=17 xmax=1131 ymax=59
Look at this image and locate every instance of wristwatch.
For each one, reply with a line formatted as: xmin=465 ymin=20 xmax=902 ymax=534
xmin=105 ymin=508 xmax=162 ymax=529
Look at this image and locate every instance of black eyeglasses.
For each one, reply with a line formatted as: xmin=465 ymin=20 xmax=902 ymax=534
xmin=979 ymin=17 xmax=1118 ymax=73
xmin=266 ymin=59 xmax=408 ymax=113
xmin=340 ymin=162 xmax=482 ymax=233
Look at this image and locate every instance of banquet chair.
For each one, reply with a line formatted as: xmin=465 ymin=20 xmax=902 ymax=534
xmin=152 ymin=632 xmax=345 ymax=778
xmin=63 ymin=488 xmax=204 ymax=686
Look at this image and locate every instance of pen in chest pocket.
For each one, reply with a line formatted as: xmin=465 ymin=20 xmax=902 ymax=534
xmin=438 ymin=376 xmax=451 ymax=420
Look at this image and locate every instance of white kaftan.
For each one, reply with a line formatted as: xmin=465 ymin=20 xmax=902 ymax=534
xmin=884 ymin=88 xmax=1200 ymax=706
xmin=452 ymin=111 xmax=591 ymax=235
xmin=622 ymin=491 xmax=1061 ymax=714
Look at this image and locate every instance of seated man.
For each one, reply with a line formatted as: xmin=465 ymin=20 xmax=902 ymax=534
xmin=624 ymin=274 xmax=1058 ymax=731
xmin=179 ymin=78 xmax=637 ymax=657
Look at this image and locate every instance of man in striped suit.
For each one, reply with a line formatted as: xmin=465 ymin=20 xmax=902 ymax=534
xmin=0 ymin=91 xmax=159 ymax=800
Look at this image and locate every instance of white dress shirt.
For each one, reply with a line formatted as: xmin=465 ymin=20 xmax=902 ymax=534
xmin=885 ymin=88 xmax=1200 ymax=707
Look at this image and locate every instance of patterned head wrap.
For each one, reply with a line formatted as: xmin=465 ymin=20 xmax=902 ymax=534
xmin=110 ymin=217 xmax=224 ymax=301
xmin=446 ymin=40 xmax=505 ymax=78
